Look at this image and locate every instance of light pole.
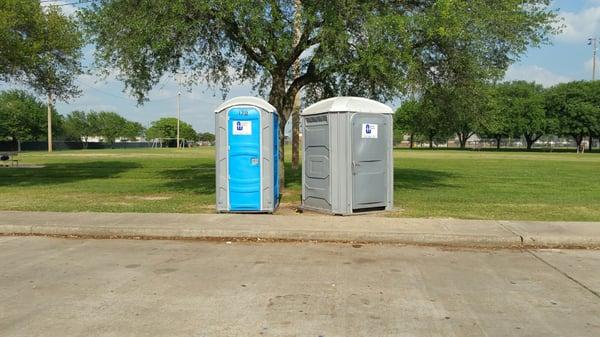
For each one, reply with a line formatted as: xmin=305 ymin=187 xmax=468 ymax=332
xmin=176 ymin=89 xmax=181 ymax=149
xmin=589 ymin=37 xmax=597 ymax=81
xmin=174 ymin=73 xmax=184 ymax=149
xmin=47 ymin=92 xmax=53 ymax=152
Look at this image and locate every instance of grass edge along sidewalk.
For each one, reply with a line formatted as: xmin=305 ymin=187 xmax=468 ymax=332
xmin=1 ymin=211 xmax=599 ymax=249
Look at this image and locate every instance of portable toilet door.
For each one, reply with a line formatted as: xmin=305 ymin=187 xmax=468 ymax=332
xmin=228 ymin=107 xmax=261 ymax=210
xmin=351 ymin=112 xmax=390 ymax=211
xmin=215 ymin=96 xmax=280 ymax=213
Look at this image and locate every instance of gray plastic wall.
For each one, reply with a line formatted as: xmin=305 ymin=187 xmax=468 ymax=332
xmin=302 ymin=112 xmax=394 ymax=215
xmin=215 ymin=106 xmax=278 ymax=213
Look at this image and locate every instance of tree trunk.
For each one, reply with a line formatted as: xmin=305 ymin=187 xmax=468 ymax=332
xmin=496 ymin=136 xmax=501 ymax=150
xmin=291 ymin=101 xmax=300 ymax=169
xmin=10 ymin=137 xmax=18 ymax=152
xmin=428 ymin=135 xmax=433 ymax=149
xmin=269 ymin=74 xmax=290 ymax=194
xmin=279 ymin=117 xmax=286 ymax=191
xmin=589 ymin=135 xmax=593 ymax=152
xmin=409 ymin=133 xmax=414 ymax=149
xmin=524 ymin=134 xmax=534 ymax=151
xmin=526 ymin=142 xmax=533 ymax=150
xmin=574 ymin=134 xmax=583 ymax=152
xmin=290 ymin=0 xmax=302 ymax=170
xmin=457 ymin=133 xmax=467 ymax=149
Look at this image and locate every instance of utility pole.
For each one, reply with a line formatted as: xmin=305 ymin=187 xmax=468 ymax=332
xmin=589 ymin=37 xmax=597 ymax=81
xmin=589 ymin=37 xmax=597 ymax=152
xmin=177 ymin=89 xmax=181 ymax=149
xmin=175 ymin=73 xmax=183 ymax=149
xmin=47 ymin=92 xmax=53 ymax=152
xmin=291 ymin=0 xmax=302 ymax=169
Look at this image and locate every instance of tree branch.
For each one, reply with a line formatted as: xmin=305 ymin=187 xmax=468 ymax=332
xmin=221 ymin=17 xmax=273 ymax=70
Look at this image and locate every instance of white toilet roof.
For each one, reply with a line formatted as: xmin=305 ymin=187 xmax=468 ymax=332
xmin=302 ymin=97 xmax=393 ymax=116
xmin=214 ymin=96 xmax=277 ymax=113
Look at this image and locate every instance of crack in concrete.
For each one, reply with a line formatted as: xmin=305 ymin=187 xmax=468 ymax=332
xmin=498 ymin=221 xmax=524 ymax=245
xmin=527 ymin=250 xmax=600 ymax=300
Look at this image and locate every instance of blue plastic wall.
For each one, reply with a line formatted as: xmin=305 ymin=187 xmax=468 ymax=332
xmin=228 ymin=107 xmax=261 ymax=211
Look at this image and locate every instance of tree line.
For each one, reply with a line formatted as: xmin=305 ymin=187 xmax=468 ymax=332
xmin=0 ymin=90 xmax=213 ymax=147
xmin=396 ymin=81 xmax=600 ymax=151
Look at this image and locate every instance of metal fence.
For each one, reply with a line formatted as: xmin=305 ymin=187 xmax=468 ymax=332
xmin=0 ymin=141 xmax=153 ymax=152
xmin=395 ymin=137 xmax=599 ymax=151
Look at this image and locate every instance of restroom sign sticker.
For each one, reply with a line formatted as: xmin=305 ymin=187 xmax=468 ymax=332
xmin=361 ymin=123 xmax=378 ymax=139
xmin=232 ymin=121 xmax=252 ymax=135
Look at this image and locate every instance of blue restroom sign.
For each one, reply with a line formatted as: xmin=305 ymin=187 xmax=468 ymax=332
xmin=232 ymin=120 xmax=252 ymax=135
xmin=361 ymin=123 xmax=378 ymax=139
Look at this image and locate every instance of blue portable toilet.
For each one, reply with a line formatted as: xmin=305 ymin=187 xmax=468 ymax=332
xmin=214 ymin=97 xmax=280 ymax=213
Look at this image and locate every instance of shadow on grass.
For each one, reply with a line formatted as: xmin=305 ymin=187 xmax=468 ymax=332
xmin=0 ymin=161 xmax=142 ymax=187
xmin=159 ymin=163 xmax=216 ymax=194
xmin=160 ymin=162 xmax=301 ymax=195
xmin=394 ymin=168 xmax=455 ymax=190
xmin=157 ymin=164 xmax=454 ymax=195
xmin=283 ymin=164 xmax=455 ymax=191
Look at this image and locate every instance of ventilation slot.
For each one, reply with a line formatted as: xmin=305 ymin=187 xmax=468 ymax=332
xmin=305 ymin=115 xmax=328 ymax=125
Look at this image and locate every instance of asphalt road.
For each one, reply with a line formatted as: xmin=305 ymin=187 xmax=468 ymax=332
xmin=1 ymin=236 xmax=599 ymax=337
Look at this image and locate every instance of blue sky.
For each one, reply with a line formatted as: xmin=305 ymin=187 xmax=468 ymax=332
xmin=2 ymin=0 xmax=600 ymax=133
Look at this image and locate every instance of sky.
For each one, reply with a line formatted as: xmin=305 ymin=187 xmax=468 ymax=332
xmin=2 ymin=0 xmax=600 ymax=133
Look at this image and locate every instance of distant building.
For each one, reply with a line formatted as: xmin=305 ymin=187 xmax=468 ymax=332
xmin=83 ymin=136 xmax=145 ymax=143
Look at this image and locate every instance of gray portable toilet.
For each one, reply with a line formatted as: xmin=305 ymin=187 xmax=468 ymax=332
xmin=301 ymin=97 xmax=393 ymax=215
xmin=215 ymin=97 xmax=280 ymax=213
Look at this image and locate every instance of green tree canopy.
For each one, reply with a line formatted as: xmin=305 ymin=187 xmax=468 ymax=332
xmin=2 ymin=1 xmax=84 ymax=152
xmin=405 ymin=1 xmax=559 ymax=149
xmin=493 ymin=81 xmax=550 ymax=150
xmin=395 ymin=100 xmax=421 ymax=148
xmin=1 ymin=1 xmax=84 ymax=101
xmin=65 ymin=110 xmax=145 ymax=145
xmin=63 ymin=110 xmax=98 ymax=146
xmin=122 ymin=121 xmax=145 ymax=141
xmin=478 ymin=86 xmax=510 ymax=149
xmin=0 ymin=0 xmax=42 ymax=79
xmin=396 ymin=95 xmax=454 ymax=148
xmin=546 ymin=81 xmax=600 ymax=149
xmin=197 ymin=132 xmax=215 ymax=143
xmin=146 ymin=118 xmax=198 ymax=142
xmin=93 ymin=111 xmax=131 ymax=145
xmin=0 ymin=90 xmax=62 ymax=145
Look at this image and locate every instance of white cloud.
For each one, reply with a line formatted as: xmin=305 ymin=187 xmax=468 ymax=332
xmin=504 ymin=64 xmax=571 ymax=87
xmin=557 ymin=6 xmax=600 ymax=43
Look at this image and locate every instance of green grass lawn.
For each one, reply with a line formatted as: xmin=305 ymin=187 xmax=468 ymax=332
xmin=0 ymin=147 xmax=599 ymax=221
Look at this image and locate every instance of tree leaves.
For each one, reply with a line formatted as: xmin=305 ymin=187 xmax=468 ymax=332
xmin=0 ymin=1 xmax=84 ymax=101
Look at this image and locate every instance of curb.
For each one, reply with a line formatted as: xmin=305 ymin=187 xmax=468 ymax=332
xmin=2 ymin=223 xmax=597 ymax=249
xmin=1 ymin=212 xmax=599 ymax=249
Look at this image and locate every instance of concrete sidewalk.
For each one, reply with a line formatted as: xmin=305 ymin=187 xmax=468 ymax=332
xmin=0 ymin=211 xmax=599 ymax=248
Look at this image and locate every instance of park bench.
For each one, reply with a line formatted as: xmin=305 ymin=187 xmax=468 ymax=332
xmin=0 ymin=152 xmax=19 ymax=167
